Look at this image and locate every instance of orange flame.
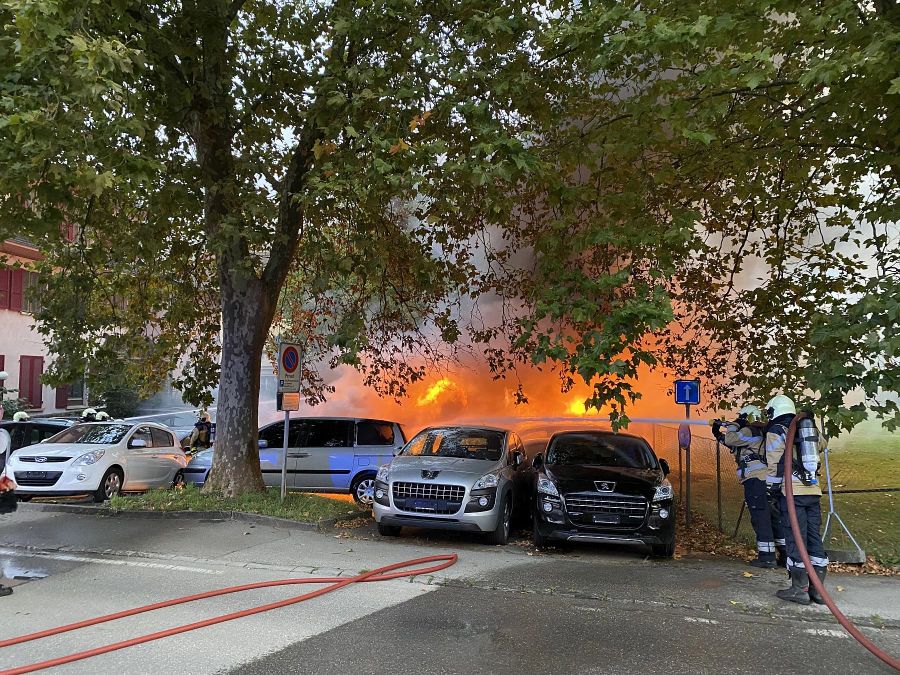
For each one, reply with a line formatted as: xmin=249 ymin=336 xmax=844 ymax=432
xmin=416 ymin=378 xmax=467 ymax=408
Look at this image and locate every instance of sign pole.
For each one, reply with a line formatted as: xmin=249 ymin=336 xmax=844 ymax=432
xmin=277 ymin=339 xmax=302 ymax=503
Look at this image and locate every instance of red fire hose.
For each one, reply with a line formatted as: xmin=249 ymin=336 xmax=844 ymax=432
xmin=784 ymin=414 xmax=899 ymax=671
xmin=0 ymin=553 xmax=458 ymax=675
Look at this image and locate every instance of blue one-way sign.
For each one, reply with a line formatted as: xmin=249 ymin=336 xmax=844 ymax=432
xmin=674 ymin=379 xmax=701 ymax=405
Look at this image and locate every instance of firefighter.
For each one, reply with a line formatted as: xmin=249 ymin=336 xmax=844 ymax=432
xmin=81 ymin=408 xmax=99 ymax=422
xmin=0 ymin=406 xmax=14 ymax=596
xmin=764 ymin=394 xmax=829 ymax=605
xmin=188 ymin=411 xmax=213 ymax=453
xmin=713 ymin=405 xmax=785 ymax=568
xmin=12 ymin=411 xmax=29 ymax=422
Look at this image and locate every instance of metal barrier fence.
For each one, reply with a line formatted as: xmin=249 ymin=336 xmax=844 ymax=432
xmin=650 ymin=423 xmax=757 ymax=546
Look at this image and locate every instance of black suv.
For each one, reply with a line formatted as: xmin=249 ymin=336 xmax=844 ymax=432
xmin=0 ymin=418 xmax=74 ymax=462
xmin=531 ymin=430 xmax=675 ymax=557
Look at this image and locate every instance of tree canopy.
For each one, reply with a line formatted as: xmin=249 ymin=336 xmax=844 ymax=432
xmin=0 ymin=0 xmax=896 ymax=494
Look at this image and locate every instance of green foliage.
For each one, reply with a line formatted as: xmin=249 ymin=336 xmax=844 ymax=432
xmin=99 ymin=387 xmax=141 ymax=419
xmin=1 ymin=0 xmax=896 ymax=452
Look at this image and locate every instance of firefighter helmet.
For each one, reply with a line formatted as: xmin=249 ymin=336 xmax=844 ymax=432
xmin=765 ymin=395 xmax=796 ymax=420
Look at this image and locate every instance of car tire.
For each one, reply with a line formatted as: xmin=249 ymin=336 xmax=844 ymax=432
xmin=651 ymin=539 xmax=676 ymax=559
xmin=93 ymin=467 xmax=123 ymax=503
xmin=377 ymin=522 xmax=401 ymax=537
xmin=350 ymin=472 xmax=377 ymax=506
xmin=487 ymin=494 xmax=512 ymax=546
xmin=532 ymin=516 xmax=549 ymax=549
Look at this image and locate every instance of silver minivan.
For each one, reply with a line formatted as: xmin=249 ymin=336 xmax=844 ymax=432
xmin=372 ymin=425 xmax=531 ymax=544
xmin=183 ymin=417 xmax=408 ymax=504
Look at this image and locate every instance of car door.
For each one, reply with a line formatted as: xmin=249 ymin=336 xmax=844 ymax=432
xmin=354 ymin=420 xmax=400 ymax=476
xmin=506 ymin=433 xmax=531 ymax=514
xmin=125 ymin=426 xmax=156 ymax=488
xmin=292 ymin=419 xmax=354 ymax=489
xmin=257 ymin=423 xmax=288 ymax=488
xmin=149 ymin=427 xmax=180 ymax=485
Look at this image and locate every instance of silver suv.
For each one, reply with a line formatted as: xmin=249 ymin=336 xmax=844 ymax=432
xmin=372 ymin=426 xmax=530 ymax=544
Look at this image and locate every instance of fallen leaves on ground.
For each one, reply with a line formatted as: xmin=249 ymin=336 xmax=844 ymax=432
xmin=829 ymin=557 xmax=898 ymax=577
xmin=676 ymin=510 xmax=755 ymax=559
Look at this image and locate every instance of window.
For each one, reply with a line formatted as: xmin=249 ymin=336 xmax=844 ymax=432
xmin=151 ymin=427 xmax=175 ymax=448
xmin=0 ymin=268 xmax=24 ymax=311
xmin=129 ymin=426 xmax=154 ymax=448
xmin=259 ymin=423 xmax=285 ymax=449
xmin=301 ymin=420 xmax=352 ymax=448
xmin=22 ymin=271 xmax=42 ymax=314
xmin=19 ymin=355 xmax=43 ymax=408
xmin=403 ymin=428 xmax=505 ymax=462
xmin=51 ymin=424 xmax=131 ymax=445
xmin=356 ymin=421 xmax=394 ymax=446
xmin=507 ymin=434 xmax=524 ymax=466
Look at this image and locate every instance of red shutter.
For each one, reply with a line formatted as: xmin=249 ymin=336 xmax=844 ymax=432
xmin=31 ymin=357 xmax=43 ymax=407
xmin=9 ymin=269 xmax=24 ymax=312
xmin=0 ymin=269 xmax=9 ymax=310
xmin=55 ymin=385 xmax=70 ymax=409
xmin=19 ymin=356 xmax=43 ymax=408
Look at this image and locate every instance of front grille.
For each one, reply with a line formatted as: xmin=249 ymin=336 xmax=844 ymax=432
xmin=14 ymin=471 xmax=63 ymax=487
xmin=392 ymin=482 xmax=465 ymax=515
xmin=564 ymin=493 xmax=648 ymax=528
xmin=19 ymin=456 xmax=71 ymax=463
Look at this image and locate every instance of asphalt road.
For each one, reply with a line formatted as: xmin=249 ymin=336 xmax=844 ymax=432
xmin=1 ymin=508 xmax=898 ymax=675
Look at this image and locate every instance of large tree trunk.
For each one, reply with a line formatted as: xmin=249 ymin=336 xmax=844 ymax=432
xmin=204 ymin=265 xmax=274 ymax=496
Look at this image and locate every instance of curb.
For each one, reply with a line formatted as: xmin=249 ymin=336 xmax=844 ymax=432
xmin=17 ymin=501 xmax=337 ymax=531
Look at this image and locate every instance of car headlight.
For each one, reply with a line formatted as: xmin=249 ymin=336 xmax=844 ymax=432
xmin=537 ymin=476 xmax=559 ymax=497
xmin=376 ymin=464 xmax=391 ymax=482
xmin=653 ymin=480 xmax=673 ymax=502
xmin=73 ymin=449 xmax=106 ymax=466
xmin=473 ymin=472 xmax=499 ymax=490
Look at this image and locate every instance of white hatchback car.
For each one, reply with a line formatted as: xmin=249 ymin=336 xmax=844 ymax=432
xmin=9 ymin=422 xmax=188 ymax=502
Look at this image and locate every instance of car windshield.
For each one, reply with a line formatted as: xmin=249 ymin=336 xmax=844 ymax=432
xmin=547 ymin=433 xmax=657 ymax=469
xmin=403 ymin=428 xmax=504 ymax=461
xmin=47 ymin=424 xmax=131 ymax=445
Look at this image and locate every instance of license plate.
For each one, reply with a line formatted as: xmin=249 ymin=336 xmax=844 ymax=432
xmin=410 ymin=499 xmax=439 ymax=511
xmin=592 ymin=514 xmax=620 ymax=525
xmin=22 ymin=471 xmax=50 ymax=479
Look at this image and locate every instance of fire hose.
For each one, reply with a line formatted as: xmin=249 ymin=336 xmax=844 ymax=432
xmin=784 ymin=414 xmax=899 ymax=671
xmin=0 ymin=553 xmax=458 ymax=675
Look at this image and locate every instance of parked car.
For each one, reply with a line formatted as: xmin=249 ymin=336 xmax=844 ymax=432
xmin=372 ymin=425 xmax=531 ymax=544
xmin=8 ymin=422 xmax=188 ymax=502
xmin=531 ymin=430 xmax=675 ymax=557
xmin=126 ymin=410 xmax=211 ymax=449
xmin=182 ymin=417 xmax=407 ymax=505
xmin=0 ymin=418 xmax=75 ymax=458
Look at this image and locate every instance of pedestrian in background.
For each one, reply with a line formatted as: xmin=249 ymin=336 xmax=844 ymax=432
xmin=0 ymin=405 xmax=17 ymax=597
xmin=714 ymin=404 xmax=785 ymax=568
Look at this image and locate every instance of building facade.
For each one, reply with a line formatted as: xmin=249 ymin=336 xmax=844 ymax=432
xmin=0 ymin=237 xmax=86 ymax=415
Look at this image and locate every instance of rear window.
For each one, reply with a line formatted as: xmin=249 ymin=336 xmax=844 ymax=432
xmin=356 ymin=422 xmax=394 ymax=446
xmin=403 ymin=428 xmax=504 ymax=462
xmin=151 ymin=427 xmax=175 ymax=448
xmin=547 ymin=433 xmax=657 ymax=469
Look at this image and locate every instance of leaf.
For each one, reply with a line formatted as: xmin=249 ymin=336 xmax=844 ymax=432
xmin=742 ymin=571 xmax=754 ymax=578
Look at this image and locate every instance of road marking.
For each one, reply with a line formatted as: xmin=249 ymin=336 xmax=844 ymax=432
xmin=804 ymin=628 xmax=848 ymax=639
xmin=0 ymin=547 xmax=223 ymax=576
xmin=684 ymin=617 xmax=720 ymax=625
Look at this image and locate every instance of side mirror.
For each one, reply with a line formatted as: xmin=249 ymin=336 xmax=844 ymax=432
xmin=531 ymin=453 xmax=544 ymax=470
xmin=659 ymin=458 xmax=670 ymax=476
xmin=129 ymin=439 xmax=148 ymax=449
xmin=258 ymin=439 xmax=268 ymax=449
xmin=512 ymin=451 xmax=524 ymax=468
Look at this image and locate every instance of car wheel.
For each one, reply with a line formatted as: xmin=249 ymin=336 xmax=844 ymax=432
xmin=377 ymin=522 xmax=401 ymax=537
xmin=651 ymin=539 xmax=675 ymax=559
xmin=350 ymin=472 xmax=377 ymax=506
xmin=532 ymin=516 xmax=548 ymax=549
xmin=487 ymin=495 xmax=512 ymax=545
xmin=93 ymin=468 xmax=123 ymax=503
xmin=172 ymin=470 xmax=185 ymax=489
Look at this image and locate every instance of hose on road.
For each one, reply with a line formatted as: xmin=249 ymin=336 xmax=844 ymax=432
xmin=0 ymin=553 xmax=458 ymax=675
xmin=783 ymin=414 xmax=899 ymax=672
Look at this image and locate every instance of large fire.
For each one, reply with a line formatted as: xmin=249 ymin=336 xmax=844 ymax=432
xmin=416 ymin=378 xmax=467 ymax=408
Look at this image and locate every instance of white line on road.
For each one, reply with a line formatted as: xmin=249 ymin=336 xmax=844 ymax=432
xmin=0 ymin=547 xmax=223 ymax=575
xmin=804 ymin=628 xmax=849 ymax=639
xmin=684 ymin=617 xmax=720 ymax=624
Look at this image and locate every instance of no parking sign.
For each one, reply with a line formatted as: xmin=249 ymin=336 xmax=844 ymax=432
xmin=278 ymin=343 xmax=301 ymax=393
